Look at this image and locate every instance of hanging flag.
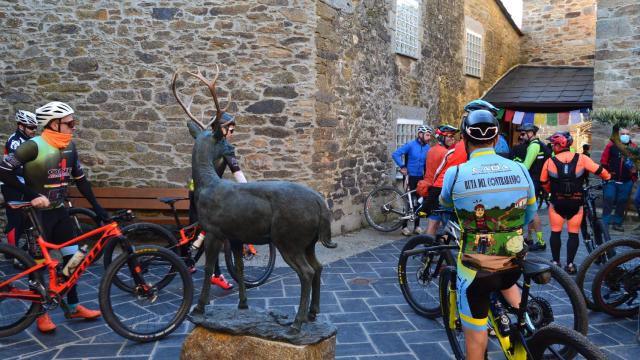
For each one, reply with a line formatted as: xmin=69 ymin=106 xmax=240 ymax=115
xmin=534 ymin=113 xmax=546 ymax=126
xmin=523 ymin=112 xmax=535 ymax=125
xmin=496 ymin=108 xmax=505 ymax=120
xmin=547 ymin=113 xmax=558 ymax=126
xmin=512 ymin=111 xmax=525 ymax=125
xmin=569 ymin=110 xmax=582 ymax=124
xmin=558 ymin=112 xmax=569 ymax=125
xmin=504 ymin=109 xmax=515 ymax=122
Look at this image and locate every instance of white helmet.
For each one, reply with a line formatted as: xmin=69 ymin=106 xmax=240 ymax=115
xmin=35 ymin=101 xmax=74 ymax=127
xmin=15 ymin=110 xmax=37 ymax=126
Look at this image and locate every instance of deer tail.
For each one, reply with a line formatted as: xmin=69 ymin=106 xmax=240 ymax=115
xmin=318 ymin=197 xmax=337 ymax=249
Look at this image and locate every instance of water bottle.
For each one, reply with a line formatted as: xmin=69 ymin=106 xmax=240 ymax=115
xmin=62 ymin=245 xmax=88 ymax=277
xmin=490 ymin=294 xmax=511 ymax=336
xmin=191 ymin=232 xmax=206 ymax=252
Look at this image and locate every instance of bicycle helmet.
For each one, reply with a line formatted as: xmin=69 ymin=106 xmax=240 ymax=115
xmin=219 ymin=112 xmax=235 ymax=127
xmin=417 ymin=125 xmax=434 ymax=135
xmin=519 ymin=123 xmax=539 ymax=133
xmin=463 ymin=99 xmax=499 ymax=115
xmin=15 ymin=110 xmax=37 ymax=127
xmin=462 ymin=110 xmax=499 ymax=142
xmin=547 ymin=131 xmax=573 ymax=152
xmin=35 ymin=101 xmax=74 ymax=127
xmin=435 ymin=125 xmax=459 ymax=145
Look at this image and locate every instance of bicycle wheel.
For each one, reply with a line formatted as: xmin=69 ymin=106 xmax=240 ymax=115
xmin=439 ymin=266 xmax=465 ymax=360
xmin=225 ymin=241 xmax=276 ymax=288
xmin=591 ymin=249 xmax=640 ymax=318
xmin=520 ymin=260 xmax=588 ymax=336
xmin=527 ymin=323 xmax=607 ymax=360
xmin=0 ymin=244 xmax=43 ymax=337
xmin=398 ymin=235 xmax=454 ymax=319
xmin=67 ymin=207 xmax=99 ymax=237
xmin=104 ymin=223 xmax=180 ymax=293
xmin=576 ymin=239 xmax=640 ymax=311
xmin=364 ymin=186 xmax=408 ymax=232
xmin=99 ymin=245 xmax=193 ymax=342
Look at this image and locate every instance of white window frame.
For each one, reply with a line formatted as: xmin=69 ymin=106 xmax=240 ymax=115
xmin=465 ymin=29 xmax=483 ymax=78
xmin=395 ymin=118 xmax=424 ymax=179
xmin=394 ymin=0 xmax=421 ymax=59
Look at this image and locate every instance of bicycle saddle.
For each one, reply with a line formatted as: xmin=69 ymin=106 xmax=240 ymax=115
xmin=522 ymin=260 xmax=552 ymax=284
xmin=158 ymin=197 xmax=189 ymax=205
xmin=7 ymin=201 xmax=32 ymax=210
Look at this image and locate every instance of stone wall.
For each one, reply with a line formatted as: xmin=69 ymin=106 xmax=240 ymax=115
xmin=593 ymin=0 xmax=640 ymax=109
xmin=315 ymin=0 xmax=464 ymax=233
xmin=463 ymin=0 xmax=522 ymax=104
xmin=521 ymin=0 xmax=596 ymax=66
xmin=0 ymin=1 xmax=318 ymax=189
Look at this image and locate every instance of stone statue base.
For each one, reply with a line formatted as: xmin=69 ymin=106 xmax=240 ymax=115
xmin=181 ymin=307 xmax=337 ymax=360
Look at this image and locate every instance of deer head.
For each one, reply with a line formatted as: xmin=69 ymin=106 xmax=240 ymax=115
xmin=172 ymin=65 xmax=232 ymax=138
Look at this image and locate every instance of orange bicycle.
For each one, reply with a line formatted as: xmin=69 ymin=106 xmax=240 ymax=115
xmin=0 ymin=201 xmax=193 ymax=342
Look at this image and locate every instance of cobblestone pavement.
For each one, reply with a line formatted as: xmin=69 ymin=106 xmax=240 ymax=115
xmin=0 ymin=224 xmax=638 ymax=359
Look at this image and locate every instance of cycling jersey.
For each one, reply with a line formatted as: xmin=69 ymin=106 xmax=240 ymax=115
xmin=423 ymin=143 xmax=449 ymax=187
xmin=494 ymin=134 xmax=510 ymax=158
xmin=392 ymin=139 xmax=430 ymax=177
xmin=439 ymin=147 xmax=537 ymax=331
xmin=4 ymin=129 xmax=31 ymax=182
xmin=521 ymin=139 xmax=549 ymax=181
xmin=432 ymin=140 xmax=467 ymax=188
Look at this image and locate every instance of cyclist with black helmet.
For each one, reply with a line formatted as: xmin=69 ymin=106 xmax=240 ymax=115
xmin=440 ymin=110 xmax=537 ymax=360
xmin=422 ymin=124 xmax=458 ymax=235
xmin=2 ymin=110 xmax=38 ymax=251
xmin=540 ymin=132 xmax=610 ymax=274
xmin=515 ymin=123 xmax=548 ymax=251
xmin=0 ymin=102 xmax=106 ymax=333
xmin=392 ymin=125 xmax=432 ymax=235
xmin=187 ymin=112 xmax=247 ymax=290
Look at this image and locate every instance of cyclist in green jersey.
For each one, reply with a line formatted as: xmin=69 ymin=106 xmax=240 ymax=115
xmin=0 ymin=102 xmax=106 ymax=333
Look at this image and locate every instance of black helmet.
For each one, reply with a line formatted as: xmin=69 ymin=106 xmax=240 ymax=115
xmin=519 ymin=123 xmax=539 ymax=133
xmin=462 ymin=110 xmax=499 ymax=142
xmin=463 ymin=99 xmax=499 ymax=115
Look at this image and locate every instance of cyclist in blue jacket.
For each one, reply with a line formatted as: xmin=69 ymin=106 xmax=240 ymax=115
xmin=392 ymin=125 xmax=432 ymax=235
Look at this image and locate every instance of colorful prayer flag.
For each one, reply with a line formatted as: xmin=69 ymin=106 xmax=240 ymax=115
xmin=534 ymin=113 xmax=546 ymax=126
xmin=558 ymin=112 xmax=569 ymax=125
xmin=496 ymin=108 xmax=505 ymax=120
xmin=523 ymin=112 xmax=535 ymax=125
xmin=546 ymin=113 xmax=558 ymax=126
xmin=512 ymin=111 xmax=524 ymax=125
xmin=504 ymin=109 xmax=515 ymax=122
xmin=569 ymin=110 xmax=582 ymax=124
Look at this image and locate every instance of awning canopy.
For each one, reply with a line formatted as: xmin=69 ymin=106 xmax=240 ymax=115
xmin=483 ymin=65 xmax=593 ymax=112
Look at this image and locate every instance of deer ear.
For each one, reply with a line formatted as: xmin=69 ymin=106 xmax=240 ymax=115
xmin=187 ymin=120 xmax=203 ymax=139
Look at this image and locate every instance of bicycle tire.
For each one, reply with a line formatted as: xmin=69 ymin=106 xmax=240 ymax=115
xmin=521 ymin=260 xmax=588 ymax=336
xmin=591 ymin=249 xmax=640 ymax=318
xmin=67 ymin=207 xmax=99 ymax=237
xmin=527 ymin=323 xmax=607 ymax=360
xmin=364 ymin=186 xmax=408 ymax=232
xmin=576 ymin=239 xmax=640 ymax=311
xmin=439 ymin=266 xmax=465 ymax=360
xmin=224 ymin=241 xmax=276 ymax=288
xmin=99 ymin=245 xmax=193 ymax=342
xmin=0 ymin=243 xmax=44 ymax=337
xmin=398 ymin=235 xmax=454 ymax=319
xmin=104 ymin=223 xmax=179 ymax=293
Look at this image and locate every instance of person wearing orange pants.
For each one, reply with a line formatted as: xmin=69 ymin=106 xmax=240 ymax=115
xmin=540 ymin=132 xmax=611 ymax=274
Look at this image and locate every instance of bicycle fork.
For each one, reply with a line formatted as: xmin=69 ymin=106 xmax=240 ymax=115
xmin=119 ymin=237 xmax=158 ymax=303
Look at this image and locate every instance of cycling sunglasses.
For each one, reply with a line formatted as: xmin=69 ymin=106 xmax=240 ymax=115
xmin=465 ymin=126 xmax=498 ymax=141
xmin=24 ymin=125 xmax=37 ymax=130
xmin=61 ymin=120 xmax=76 ymax=129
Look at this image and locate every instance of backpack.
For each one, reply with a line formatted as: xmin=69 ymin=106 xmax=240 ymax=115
xmin=549 ymin=153 xmax=582 ymax=201
xmin=529 ymin=139 xmax=551 ymax=179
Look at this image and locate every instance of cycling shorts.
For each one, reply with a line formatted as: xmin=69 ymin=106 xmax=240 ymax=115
xmin=424 ymin=186 xmax=443 ymax=221
xmin=456 ymin=261 xmax=521 ymax=331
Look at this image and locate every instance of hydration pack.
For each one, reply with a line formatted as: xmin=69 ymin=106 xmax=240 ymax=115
xmin=550 ymin=153 xmax=582 ymax=201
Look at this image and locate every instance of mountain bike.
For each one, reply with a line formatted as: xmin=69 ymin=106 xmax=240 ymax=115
xmin=102 ymin=196 xmax=276 ymax=290
xmin=576 ymin=238 xmax=640 ymax=310
xmin=580 ymin=182 xmax=611 ymax=255
xmin=591 ymin=249 xmax=640 ymax=318
xmin=440 ymin=258 xmax=606 ymax=360
xmin=0 ymin=201 xmax=193 ymax=342
xmin=398 ymin=211 xmax=588 ymax=336
xmin=364 ymin=177 xmax=425 ymax=232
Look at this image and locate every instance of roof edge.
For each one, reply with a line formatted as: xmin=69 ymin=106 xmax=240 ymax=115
xmin=494 ymin=0 xmax=523 ymax=36
xmin=514 ymin=64 xmax=594 ymax=71
xmin=480 ymin=63 xmax=521 ymax=99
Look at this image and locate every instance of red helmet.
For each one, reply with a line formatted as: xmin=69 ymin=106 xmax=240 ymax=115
xmin=547 ymin=132 xmax=573 ymax=151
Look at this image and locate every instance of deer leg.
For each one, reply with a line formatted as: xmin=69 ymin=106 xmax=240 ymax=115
xmin=305 ymin=244 xmax=322 ymax=321
xmin=280 ymin=250 xmax=314 ymax=332
xmin=193 ymin=236 xmax=222 ymax=316
xmin=231 ymin=241 xmax=248 ymax=309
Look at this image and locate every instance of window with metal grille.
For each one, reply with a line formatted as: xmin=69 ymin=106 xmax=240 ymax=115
xmin=465 ymin=30 xmax=483 ymax=78
xmin=395 ymin=0 xmax=421 ymax=59
xmin=395 ymin=118 xmax=424 ymax=178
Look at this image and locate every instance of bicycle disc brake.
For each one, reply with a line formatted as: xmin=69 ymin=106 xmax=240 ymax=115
xmin=135 ymin=283 xmax=158 ymax=303
xmin=415 ymin=253 xmax=435 ymax=285
xmin=525 ymin=296 xmax=553 ymax=330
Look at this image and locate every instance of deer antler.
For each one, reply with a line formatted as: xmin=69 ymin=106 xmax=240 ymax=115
xmin=185 ymin=65 xmax=232 ymax=129
xmin=172 ymin=71 xmax=207 ymax=130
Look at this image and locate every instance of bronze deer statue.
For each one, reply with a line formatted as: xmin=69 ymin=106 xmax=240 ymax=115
xmin=172 ymin=67 xmax=337 ymax=331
